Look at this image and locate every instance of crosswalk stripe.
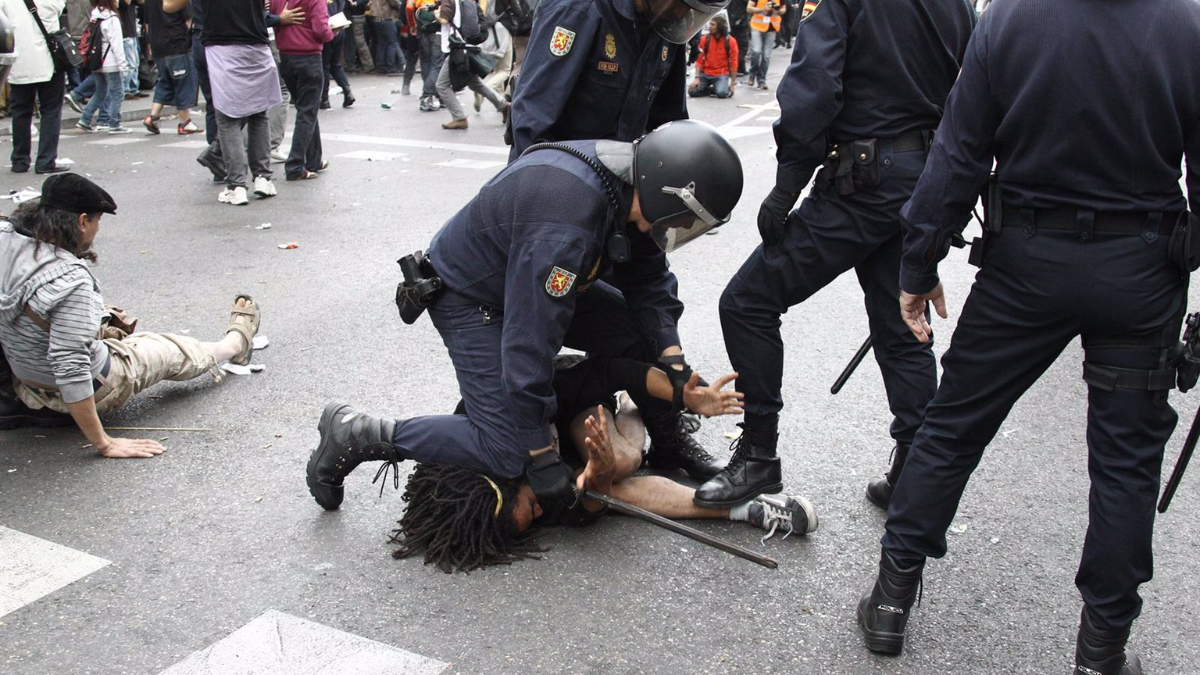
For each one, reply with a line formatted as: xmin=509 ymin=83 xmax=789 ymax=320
xmin=0 ymin=526 xmax=110 ymax=619
xmin=158 ymin=610 xmax=449 ymax=675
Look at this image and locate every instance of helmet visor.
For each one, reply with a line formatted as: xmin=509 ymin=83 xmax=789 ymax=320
xmin=643 ymin=0 xmax=729 ymax=44
xmin=649 ymin=181 xmax=728 ymax=252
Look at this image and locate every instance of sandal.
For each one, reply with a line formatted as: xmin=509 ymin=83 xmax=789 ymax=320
xmin=226 ymin=295 xmax=261 ymax=365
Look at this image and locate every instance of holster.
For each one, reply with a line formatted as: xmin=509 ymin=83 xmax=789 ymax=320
xmin=1168 ymin=211 xmax=1200 ymax=274
xmin=395 ymin=251 xmax=444 ymax=325
xmin=813 ymin=139 xmax=880 ymax=197
xmin=968 ymin=174 xmax=1005 ymax=268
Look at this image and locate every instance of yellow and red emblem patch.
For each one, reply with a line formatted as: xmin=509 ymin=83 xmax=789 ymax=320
xmin=550 ymin=26 xmax=576 ymax=57
xmin=545 ymin=266 xmax=578 ymax=298
xmin=801 ymin=0 xmax=822 ymax=21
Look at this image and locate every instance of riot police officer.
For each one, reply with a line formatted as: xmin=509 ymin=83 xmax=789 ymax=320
xmin=855 ymin=0 xmax=1200 ymax=672
xmin=306 ymin=120 xmax=744 ymax=521
xmin=508 ymin=0 xmax=728 ymax=160
xmin=694 ymin=0 xmax=976 ymax=508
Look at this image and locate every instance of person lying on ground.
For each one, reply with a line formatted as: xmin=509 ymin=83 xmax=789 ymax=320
xmin=0 ymin=174 xmax=262 ymax=458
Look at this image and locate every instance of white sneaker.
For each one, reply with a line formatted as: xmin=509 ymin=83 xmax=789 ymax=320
xmin=270 ymin=149 xmax=288 ymax=162
xmin=107 ymin=126 xmax=133 ymax=135
xmin=253 ymin=176 xmax=277 ymax=198
xmin=218 ymin=186 xmax=249 ymax=205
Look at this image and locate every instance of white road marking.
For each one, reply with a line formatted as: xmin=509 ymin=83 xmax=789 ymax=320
xmin=321 ymin=132 xmax=509 ymax=156
xmin=161 ymin=140 xmax=211 ymax=149
xmin=336 ymin=149 xmax=410 ymax=162
xmin=88 ymin=137 xmax=148 ymax=146
xmin=0 ymin=526 xmax=110 ymax=618
xmin=158 ymin=610 xmax=449 ymax=675
xmin=434 ymin=158 xmax=507 ymax=170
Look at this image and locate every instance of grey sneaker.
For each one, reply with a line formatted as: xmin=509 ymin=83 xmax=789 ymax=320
xmin=107 ymin=126 xmax=133 ymax=135
xmin=746 ymin=493 xmax=818 ymax=543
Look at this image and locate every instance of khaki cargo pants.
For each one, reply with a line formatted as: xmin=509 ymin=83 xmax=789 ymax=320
xmin=16 ymin=333 xmax=217 ymax=415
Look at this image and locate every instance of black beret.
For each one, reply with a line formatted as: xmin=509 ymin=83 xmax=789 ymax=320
xmin=40 ymin=174 xmax=118 ymax=215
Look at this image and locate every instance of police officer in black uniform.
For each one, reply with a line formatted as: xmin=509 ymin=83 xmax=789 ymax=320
xmin=509 ymin=0 xmax=735 ymax=482
xmin=508 ymin=0 xmax=727 ymax=160
xmin=693 ymin=0 xmax=976 ymax=508
xmin=306 ymin=120 xmax=744 ymax=520
xmin=855 ymin=0 xmax=1200 ymax=671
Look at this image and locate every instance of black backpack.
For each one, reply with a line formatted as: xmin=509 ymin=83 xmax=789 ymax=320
xmin=496 ymin=0 xmax=537 ymax=37
xmin=79 ymin=17 xmax=107 ymax=71
xmin=457 ymin=0 xmax=488 ymax=45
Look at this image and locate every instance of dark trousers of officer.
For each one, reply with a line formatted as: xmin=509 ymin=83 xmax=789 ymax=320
xmin=883 ymin=224 xmax=1186 ymax=630
xmin=391 ymin=281 xmax=669 ymax=480
xmin=719 ymin=144 xmax=937 ymax=443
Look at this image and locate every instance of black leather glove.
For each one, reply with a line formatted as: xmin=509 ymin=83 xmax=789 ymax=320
xmin=757 ymin=186 xmax=800 ymax=247
xmin=525 ymin=449 xmax=576 ymax=523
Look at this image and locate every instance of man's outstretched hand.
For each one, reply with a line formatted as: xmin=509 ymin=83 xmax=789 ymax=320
xmin=97 ymin=437 xmax=166 ymax=459
xmin=899 ymin=283 xmax=948 ymax=343
xmin=683 ymin=372 xmax=744 ymax=417
xmin=576 ymin=406 xmax=616 ymax=508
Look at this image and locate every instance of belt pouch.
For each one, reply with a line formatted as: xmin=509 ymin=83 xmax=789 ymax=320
xmin=1168 ymin=211 xmax=1200 ymax=273
xmin=851 ymin=138 xmax=879 ymax=191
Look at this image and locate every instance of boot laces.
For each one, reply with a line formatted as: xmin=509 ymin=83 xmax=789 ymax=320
xmin=371 ymin=449 xmax=401 ymax=498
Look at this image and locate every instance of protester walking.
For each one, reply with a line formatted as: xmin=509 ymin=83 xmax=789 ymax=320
xmin=270 ymin=0 xmax=332 ymax=181
xmin=77 ymin=0 xmax=132 ymax=134
xmin=1 ymin=0 xmax=69 ymax=172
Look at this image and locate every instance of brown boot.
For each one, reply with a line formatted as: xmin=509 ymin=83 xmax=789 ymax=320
xmin=442 ymin=118 xmax=468 ymax=130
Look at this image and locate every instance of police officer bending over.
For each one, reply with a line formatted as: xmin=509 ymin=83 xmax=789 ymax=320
xmin=695 ymin=0 xmax=975 ymax=508
xmin=307 ymin=120 xmax=744 ymax=521
xmin=508 ymin=0 xmax=728 ymax=160
xmin=856 ymin=0 xmax=1200 ymax=672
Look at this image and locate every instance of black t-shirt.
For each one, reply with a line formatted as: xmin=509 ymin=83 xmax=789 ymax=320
xmin=144 ymin=0 xmax=193 ymax=57
xmin=118 ymin=0 xmax=138 ymax=39
xmin=201 ymin=0 xmax=268 ymax=45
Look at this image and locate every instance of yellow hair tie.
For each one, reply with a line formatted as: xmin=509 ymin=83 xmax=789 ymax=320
xmin=482 ymin=475 xmax=503 ymax=519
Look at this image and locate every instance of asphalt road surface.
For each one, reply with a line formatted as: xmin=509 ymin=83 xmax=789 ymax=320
xmin=2 ymin=67 xmax=1198 ymax=675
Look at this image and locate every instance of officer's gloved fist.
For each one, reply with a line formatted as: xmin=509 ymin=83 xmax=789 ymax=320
xmin=758 ymin=186 xmax=800 ymax=246
xmin=526 ymin=449 xmax=577 ymax=524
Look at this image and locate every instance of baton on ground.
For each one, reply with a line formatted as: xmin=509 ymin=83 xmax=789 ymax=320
xmin=581 ymin=489 xmax=779 ymax=569
xmin=831 ymin=336 xmax=873 ymax=395
xmin=1158 ymin=402 xmax=1200 ymax=513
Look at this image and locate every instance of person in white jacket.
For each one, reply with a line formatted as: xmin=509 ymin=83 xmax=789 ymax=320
xmin=0 ymin=0 xmax=69 ymax=173
xmin=76 ymin=0 xmax=131 ymax=134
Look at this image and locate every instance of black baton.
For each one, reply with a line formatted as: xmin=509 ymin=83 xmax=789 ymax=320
xmin=1158 ymin=402 xmax=1200 ymax=513
xmin=581 ymin=489 xmax=779 ymax=569
xmin=831 ymin=336 xmax=873 ymax=395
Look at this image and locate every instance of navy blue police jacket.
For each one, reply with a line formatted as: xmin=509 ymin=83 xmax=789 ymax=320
xmin=427 ymin=141 xmax=685 ymax=453
xmin=899 ymin=0 xmax=1200 ymax=295
xmin=773 ymin=0 xmax=976 ymax=194
xmin=508 ymin=0 xmax=688 ymax=160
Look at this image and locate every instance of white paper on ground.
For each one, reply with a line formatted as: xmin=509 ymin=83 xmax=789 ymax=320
xmin=220 ymin=363 xmax=266 ymax=376
xmin=252 ymin=335 xmax=269 ymax=349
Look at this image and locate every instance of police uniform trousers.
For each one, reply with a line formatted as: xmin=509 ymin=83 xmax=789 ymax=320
xmin=719 ymin=142 xmax=937 ymax=442
xmin=390 ymin=281 xmax=671 ymax=480
xmin=883 ymin=222 xmax=1186 ymax=630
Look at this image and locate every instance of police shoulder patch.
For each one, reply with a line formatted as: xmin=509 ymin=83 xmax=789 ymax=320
xmin=545 ymin=266 xmax=578 ymax=298
xmin=801 ymin=0 xmax=822 ymax=21
xmin=550 ymin=26 xmax=576 ymax=57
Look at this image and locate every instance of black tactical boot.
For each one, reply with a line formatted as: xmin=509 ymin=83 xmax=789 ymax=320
xmin=1074 ymin=608 xmax=1143 ymax=675
xmin=692 ymin=423 xmax=782 ymax=507
xmin=866 ymin=443 xmax=910 ymax=509
xmin=857 ymin=550 xmax=924 ymax=656
xmin=644 ymin=413 xmax=726 ymax=482
xmin=306 ymin=402 xmax=400 ymax=510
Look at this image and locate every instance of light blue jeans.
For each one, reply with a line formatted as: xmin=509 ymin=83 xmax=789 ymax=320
xmin=122 ymin=38 xmax=139 ymax=94
xmin=79 ymin=71 xmax=123 ymax=128
xmin=748 ymin=30 xmax=775 ymax=83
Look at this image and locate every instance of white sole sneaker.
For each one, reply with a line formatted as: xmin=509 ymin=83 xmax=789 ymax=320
xmin=253 ymin=177 xmax=277 ymax=198
xmin=218 ymin=186 xmax=249 ymax=205
xmin=270 ymin=150 xmax=287 ymax=162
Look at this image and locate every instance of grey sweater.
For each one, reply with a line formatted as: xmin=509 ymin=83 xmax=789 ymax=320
xmin=0 ymin=221 xmax=108 ymax=403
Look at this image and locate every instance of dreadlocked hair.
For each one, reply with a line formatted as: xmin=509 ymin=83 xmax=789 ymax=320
xmin=388 ymin=463 xmax=546 ymax=574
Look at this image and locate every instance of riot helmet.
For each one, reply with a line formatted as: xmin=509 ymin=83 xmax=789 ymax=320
xmin=641 ymin=0 xmax=730 ymax=44
xmin=633 ymin=120 xmax=744 ymax=253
